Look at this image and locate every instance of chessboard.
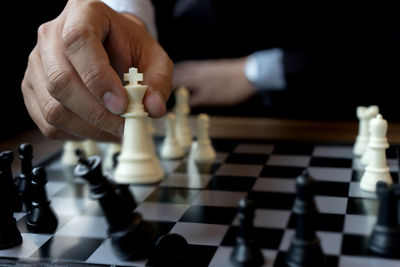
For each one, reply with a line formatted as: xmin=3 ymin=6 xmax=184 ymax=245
xmin=1 ymin=137 xmax=400 ymax=267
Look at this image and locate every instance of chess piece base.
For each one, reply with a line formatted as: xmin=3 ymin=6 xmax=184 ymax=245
xmin=0 ymin=218 xmax=22 ymax=250
xmin=360 ymin=167 xmax=392 ymax=192
xmin=285 ymin=237 xmax=325 ymax=267
xmin=368 ymin=225 xmax=400 ymax=256
xmin=114 ymin=156 xmax=162 ymax=184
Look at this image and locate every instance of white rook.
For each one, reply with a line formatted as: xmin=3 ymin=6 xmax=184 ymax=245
xmin=360 ymin=114 xmax=392 ymax=192
xmin=114 ymin=67 xmax=163 ymax=184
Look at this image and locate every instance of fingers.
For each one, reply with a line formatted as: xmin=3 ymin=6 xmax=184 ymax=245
xmin=61 ymin=0 xmax=127 ymax=115
xmin=23 ymin=47 xmax=120 ymax=142
xmin=35 ymin=4 xmax=124 ymax=139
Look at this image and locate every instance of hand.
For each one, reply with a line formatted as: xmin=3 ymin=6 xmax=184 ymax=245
xmin=173 ymin=58 xmax=256 ymax=108
xmin=21 ymin=0 xmax=173 ymax=141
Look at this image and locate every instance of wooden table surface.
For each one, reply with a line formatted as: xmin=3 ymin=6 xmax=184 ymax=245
xmin=2 ymin=116 xmax=400 ymax=173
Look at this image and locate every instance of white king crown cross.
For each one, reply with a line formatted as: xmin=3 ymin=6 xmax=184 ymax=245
xmin=124 ymin=67 xmax=143 ymax=86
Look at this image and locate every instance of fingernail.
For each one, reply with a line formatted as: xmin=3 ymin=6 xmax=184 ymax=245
xmin=117 ymin=123 xmax=124 ymax=137
xmin=103 ymin=91 xmax=124 ymax=114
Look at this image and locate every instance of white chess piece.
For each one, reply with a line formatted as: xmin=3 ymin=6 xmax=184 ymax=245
xmin=83 ymin=140 xmax=101 ymax=157
xmin=61 ymin=141 xmax=83 ymax=166
xmin=174 ymin=86 xmax=192 ymax=152
xmin=192 ymin=113 xmax=216 ymax=162
xmin=114 ymin=67 xmax=163 ymax=184
xmin=360 ymin=114 xmax=392 ymax=192
xmin=160 ymin=112 xmax=185 ymax=159
xmin=353 ymin=105 xmax=379 ymax=156
xmin=360 ymin=106 xmax=380 ymax=165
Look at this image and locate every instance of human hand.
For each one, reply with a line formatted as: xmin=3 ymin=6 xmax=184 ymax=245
xmin=173 ymin=58 xmax=256 ymax=108
xmin=21 ymin=0 xmax=172 ymax=141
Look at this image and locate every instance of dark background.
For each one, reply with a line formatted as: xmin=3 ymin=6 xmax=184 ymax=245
xmin=1 ymin=1 xmax=67 ymax=139
xmin=1 ymin=1 xmax=399 ymax=140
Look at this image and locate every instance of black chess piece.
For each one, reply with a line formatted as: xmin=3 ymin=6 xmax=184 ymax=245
xmin=0 ymin=162 xmax=22 ymax=249
xmin=285 ymin=170 xmax=325 ymax=267
xmin=74 ymin=150 xmax=188 ymax=262
xmin=26 ymin=166 xmax=58 ymax=234
xmin=230 ymin=198 xmax=264 ymax=267
xmin=0 ymin=151 xmax=23 ymax=212
xmin=368 ymin=181 xmax=400 ymax=255
xmin=16 ymin=143 xmax=34 ymax=210
xmin=74 ymin=150 xmax=156 ymax=260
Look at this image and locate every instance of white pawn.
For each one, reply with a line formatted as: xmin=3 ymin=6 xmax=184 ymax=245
xmin=61 ymin=141 xmax=83 ymax=166
xmin=360 ymin=114 xmax=392 ymax=192
xmin=160 ymin=113 xmax=185 ymax=159
xmin=192 ymin=113 xmax=216 ymax=163
xmin=174 ymin=86 xmax=192 ymax=152
xmin=353 ymin=105 xmax=379 ymax=156
xmin=83 ymin=140 xmax=101 ymax=157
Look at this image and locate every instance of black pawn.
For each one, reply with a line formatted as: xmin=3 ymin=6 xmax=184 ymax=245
xmin=0 ymin=151 xmax=23 ymax=212
xmin=285 ymin=170 xmax=325 ymax=267
xmin=230 ymin=198 xmax=264 ymax=267
xmin=0 ymin=166 xmax=22 ymax=249
xmin=368 ymin=181 xmax=400 ymax=255
xmin=26 ymin=166 xmax=58 ymax=234
xmin=16 ymin=143 xmax=33 ymax=210
xmin=74 ymin=151 xmax=156 ymax=260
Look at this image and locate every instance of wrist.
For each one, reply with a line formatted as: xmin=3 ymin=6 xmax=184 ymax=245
xmin=244 ymin=48 xmax=286 ymax=91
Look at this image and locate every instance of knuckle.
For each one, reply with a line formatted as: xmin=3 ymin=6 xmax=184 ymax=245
xmin=81 ymin=65 xmax=107 ymax=90
xmin=87 ymin=106 xmax=109 ymax=129
xmin=47 ymin=67 xmax=73 ymax=100
xmin=42 ymin=100 xmax=66 ymax=127
xmin=37 ymin=22 xmax=51 ymax=40
xmin=62 ymin=24 xmax=90 ymax=54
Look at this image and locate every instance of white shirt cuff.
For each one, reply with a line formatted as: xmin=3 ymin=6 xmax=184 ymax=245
xmin=101 ymin=0 xmax=158 ymax=40
xmin=245 ymin=48 xmax=286 ymax=91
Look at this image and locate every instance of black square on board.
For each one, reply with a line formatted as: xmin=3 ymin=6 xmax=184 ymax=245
xmin=274 ymin=252 xmax=339 ymax=267
xmin=346 ymin=198 xmax=378 ymax=215
xmin=260 ymin=166 xmax=305 ymax=178
xmin=29 ymin=235 xmax=103 ymax=261
xmin=206 ymin=175 xmax=257 ymax=192
xmin=212 ymin=139 xmax=238 ymax=153
xmin=247 ymin=191 xmax=295 ymax=210
xmin=221 ymin=226 xmax=284 ymax=250
xmin=287 ymin=213 xmax=345 ymax=232
xmin=314 ymin=181 xmax=349 ymax=197
xmin=147 ymin=244 xmax=218 ymax=267
xmin=225 ymin=153 xmax=269 ymax=165
xmin=145 ymin=187 xmax=200 ymax=204
xmin=174 ymin=162 xmax=221 ymax=175
xmin=309 ymin=157 xmax=353 ymax=168
xmin=272 ymin=143 xmax=314 ymax=155
xmin=180 ymin=206 xmax=237 ymax=225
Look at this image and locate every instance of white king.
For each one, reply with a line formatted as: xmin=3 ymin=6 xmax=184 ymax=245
xmin=114 ymin=67 xmax=163 ymax=184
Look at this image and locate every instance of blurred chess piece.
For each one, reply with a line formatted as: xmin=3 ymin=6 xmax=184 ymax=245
xmin=61 ymin=141 xmax=83 ymax=166
xmin=192 ymin=114 xmax=216 ymax=163
xmin=160 ymin=113 xmax=185 ymax=159
xmin=174 ymin=86 xmax=192 ymax=152
xmin=360 ymin=114 xmax=392 ymax=192
xmin=353 ymin=105 xmax=379 ymax=156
